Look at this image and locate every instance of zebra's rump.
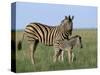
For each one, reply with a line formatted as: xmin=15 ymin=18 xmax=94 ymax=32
xmin=24 ymin=22 xmax=57 ymax=46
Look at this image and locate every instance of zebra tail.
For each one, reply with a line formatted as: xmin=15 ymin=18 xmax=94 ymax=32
xmin=17 ymin=33 xmax=25 ymax=50
xmin=17 ymin=41 xmax=22 ymax=50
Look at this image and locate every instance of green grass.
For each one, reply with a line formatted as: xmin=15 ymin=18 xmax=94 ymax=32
xmin=15 ymin=29 xmax=97 ymax=73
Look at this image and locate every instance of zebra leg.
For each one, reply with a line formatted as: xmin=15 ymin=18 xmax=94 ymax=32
xmin=58 ymin=50 xmax=63 ymax=62
xmin=29 ymin=43 xmax=34 ymax=64
xmin=53 ymin=50 xmax=61 ymax=63
xmin=67 ymin=49 xmax=72 ymax=64
xmin=53 ymin=45 xmax=58 ymax=62
xmin=71 ymin=52 xmax=74 ymax=63
xmin=58 ymin=52 xmax=61 ymax=61
xmin=61 ymin=51 xmax=64 ymax=62
xmin=32 ymin=40 xmax=39 ymax=64
xmin=53 ymin=50 xmax=58 ymax=63
xmin=53 ymin=42 xmax=62 ymax=62
xmin=29 ymin=40 xmax=39 ymax=64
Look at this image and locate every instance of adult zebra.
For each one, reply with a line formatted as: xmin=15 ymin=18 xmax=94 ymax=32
xmin=18 ymin=15 xmax=74 ymax=64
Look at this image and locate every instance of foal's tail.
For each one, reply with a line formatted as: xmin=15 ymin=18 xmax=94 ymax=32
xmin=17 ymin=33 xmax=25 ymax=50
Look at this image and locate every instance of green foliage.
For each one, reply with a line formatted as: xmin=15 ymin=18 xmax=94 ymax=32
xmin=15 ymin=29 xmax=97 ymax=72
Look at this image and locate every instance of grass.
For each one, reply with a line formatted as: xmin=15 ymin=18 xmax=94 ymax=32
xmin=15 ymin=29 xmax=97 ymax=73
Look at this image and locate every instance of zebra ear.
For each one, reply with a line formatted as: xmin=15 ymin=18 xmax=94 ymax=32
xmin=65 ymin=16 xmax=68 ymax=19
xmin=68 ymin=15 xmax=71 ymax=20
xmin=72 ymin=16 xmax=74 ymax=20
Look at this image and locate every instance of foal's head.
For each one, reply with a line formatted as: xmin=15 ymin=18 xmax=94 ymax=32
xmin=70 ymin=35 xmax=83 ymax=48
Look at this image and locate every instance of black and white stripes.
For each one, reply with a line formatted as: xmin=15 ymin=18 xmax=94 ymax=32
xmin=17 ymin=15 xmax=74 ymax=64
xmin=23 ymin=16 xmax=73 ymax=46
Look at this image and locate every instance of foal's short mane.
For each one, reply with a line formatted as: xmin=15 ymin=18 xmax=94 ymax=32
xmin=70 ymin=35 xmax=81 ymax=40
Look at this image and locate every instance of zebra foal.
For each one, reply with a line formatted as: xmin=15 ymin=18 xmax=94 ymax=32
xmin=17 ymin=15 xmax=74 ymax=64
xmin=54 ymin=35 xmax=83 ymax=63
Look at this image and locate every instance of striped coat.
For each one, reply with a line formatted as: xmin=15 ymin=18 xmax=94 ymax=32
xmin=53 ymin=35 xmax=83 ymax=63
xmin=18 ymin=15 xmax=74 ymax=64
xmin=24 ymin=22 xmax=70 ymax=46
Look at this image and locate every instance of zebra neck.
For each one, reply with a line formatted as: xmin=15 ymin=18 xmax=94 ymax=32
xmin=62 ymin=32 xmax=69 ymax=40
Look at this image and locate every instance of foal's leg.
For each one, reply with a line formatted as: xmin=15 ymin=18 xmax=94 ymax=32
xmin=67 ymin=49 xmax=72 ymax=64
xmin=71 ymin=52 xmax=74 ymax=62
xmin=29 ymin=40 xmax=39 ymax=64
xmin=61 ymin=51 xmax=64 ymax=62
xmin=58 ymin=50 xmax=63 ymax=62
xmin=58 ymin=50 xmax=64 ymax=62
